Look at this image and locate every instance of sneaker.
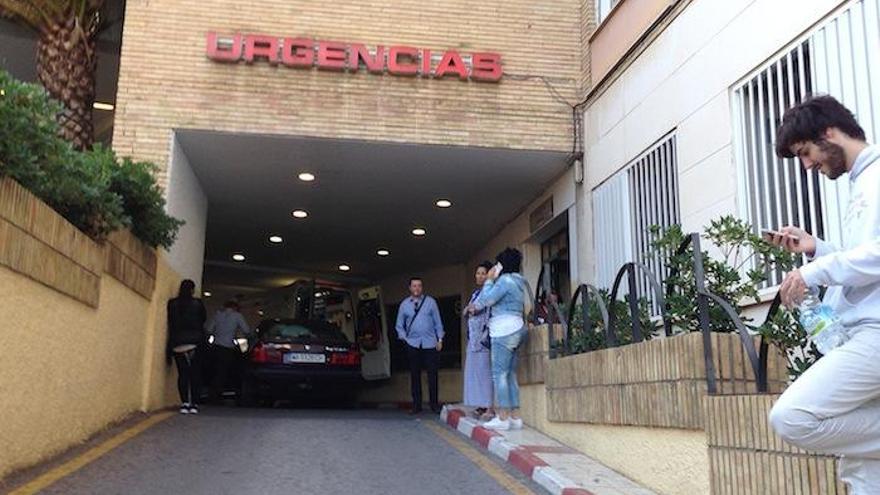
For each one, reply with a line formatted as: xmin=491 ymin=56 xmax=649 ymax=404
xmin=179 ymin=404 xmax=190 ymax=414
xmin=483 ymin=417 xmax=510 ymax=431
xmin=188 ymin=405 xmax=199 ymax=415
xmin=509 ymin=417 xmax=523 ymax=430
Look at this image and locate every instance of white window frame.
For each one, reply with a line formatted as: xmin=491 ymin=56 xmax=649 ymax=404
xmin=592 ymin=131 xmax=680 ymax=314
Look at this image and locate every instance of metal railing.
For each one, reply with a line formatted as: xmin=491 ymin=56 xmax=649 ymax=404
xmin=539 ymin=232 xmax=787 ymax=394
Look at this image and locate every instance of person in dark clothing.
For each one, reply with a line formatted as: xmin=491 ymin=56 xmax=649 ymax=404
xmin=167 ymin=279 xmax=207 ymax=414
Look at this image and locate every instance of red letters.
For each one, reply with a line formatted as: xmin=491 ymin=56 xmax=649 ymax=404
xmin=206 ymin=32 xmax=242 ymax=62
xmin=349 ymin=44 xmax=385 ymax=74
xmin=282 ymin=38 xmax=314 ymax=68
xmin=244 ymin=35 xmax=279 ymax=64
xmin=434 ymin=51 xmax=468 ymax=80
xmin=206 ymin=33 xmax=503 ymax=83
xmin=317 ymin=41 xmax=347 ymax=71
xmin=470 ymin=52 xmax=503 ymax=82
xmin=388 ymin=46 xmax=420 ymax=76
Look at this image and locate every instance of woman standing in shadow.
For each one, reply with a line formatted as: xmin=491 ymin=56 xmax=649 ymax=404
xmin=464 ymin=261 xmax=495 ymax=420
xmin=167 ymin=279 xmax=207 ymax=414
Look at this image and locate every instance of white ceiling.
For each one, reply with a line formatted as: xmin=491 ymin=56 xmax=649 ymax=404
xmin=176 ymin=130 xmax=569 ymax=291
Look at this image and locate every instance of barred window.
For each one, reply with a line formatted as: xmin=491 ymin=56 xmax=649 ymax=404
xmin=733 ymin=0 xmax=880 ymax=287
xmin=593 ymin=132 xmax=680 ymax=314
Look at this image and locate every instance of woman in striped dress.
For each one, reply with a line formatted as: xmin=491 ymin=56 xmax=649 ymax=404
xmin=463 ymin=261 xmax=495 ymax=419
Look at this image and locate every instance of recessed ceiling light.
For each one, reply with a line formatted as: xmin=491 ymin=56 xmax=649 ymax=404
xmin=338 ymin=264 xmax=351 ymax=272
xmin=377 ymin=249 xmax=390 ymax=257
xmin=203 ymin=291 xmax=212 ymax=297
xmin=435 ymin=199 xmax=453 ymax=208
xmin=93 ymin=102 xmax=115 ymax=111
xmin=269 ymin=235 xmax=283 ymax=244
xmin=412 ymin=228 xmax=427 ymax=236
xmin=232 ymin=253 xmax=246 ymax=262
xmin=298 ymin=172 xmax=316 ymax=182
xmin=292 ymin=210 xmax=309 ymax=219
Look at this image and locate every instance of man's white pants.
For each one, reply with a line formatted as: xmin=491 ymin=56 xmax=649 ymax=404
xmin=769 ymin=326 xmax=880 ymax=494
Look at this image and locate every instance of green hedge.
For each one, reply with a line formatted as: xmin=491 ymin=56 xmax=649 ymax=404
xmin=0 ymin=70 xmax=183 ymax=248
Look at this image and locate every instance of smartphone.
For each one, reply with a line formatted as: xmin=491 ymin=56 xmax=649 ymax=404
xmin=761 ymin=229 xmax=800 ymax=244
xmin=493 ymin=262 xmax=504 ymax=275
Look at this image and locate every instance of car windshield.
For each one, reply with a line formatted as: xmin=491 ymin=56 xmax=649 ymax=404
xmin=259 ymin=320 xmax=349 ymax=344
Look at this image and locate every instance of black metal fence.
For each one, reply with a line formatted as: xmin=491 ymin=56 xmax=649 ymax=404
xmin=537 ymin=232 xmax=788 ymax=394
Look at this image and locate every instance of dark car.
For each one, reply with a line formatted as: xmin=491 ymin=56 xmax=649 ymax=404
xmin=239 ymin=318 xmax=363 ymax=406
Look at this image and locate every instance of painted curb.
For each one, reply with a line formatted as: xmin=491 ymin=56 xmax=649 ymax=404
xmin=440 ymin=406 xmax=593 ymax=495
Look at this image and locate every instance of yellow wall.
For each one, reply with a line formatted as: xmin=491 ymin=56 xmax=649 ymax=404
xmin=0 ymin=257 xmax=180 ymax=479
xmin=519 ymin=384 xmax=710 ymax=495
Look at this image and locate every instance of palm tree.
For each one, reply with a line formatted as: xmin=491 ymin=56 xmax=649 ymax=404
xmin=0 ymin=1 xmax=105 ymax=150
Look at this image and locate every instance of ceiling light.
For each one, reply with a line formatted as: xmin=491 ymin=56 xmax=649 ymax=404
xmin=435 ymin=199 xmax=453 ymax=208
xmin=377 ymin=249 xmax=390 ymax=257
xmin=269 ymin=235 xmax=283 ymax=244
xmin=232 ymin=253 xmax=246 ymax=262
xmin=93 ymin=102 xmax=115 ymax=111
xmin=203 ymin=291 xmax=212 ymax=297
xmin=412 ymin=228 xmax=427 ymax=236
xmin=298 ymin=172 xmax=316 ymax=182
xmin=338 ymin=264 xmax=351 ymax=272
xmin=292 ymin=210 xmax=309 ymax=219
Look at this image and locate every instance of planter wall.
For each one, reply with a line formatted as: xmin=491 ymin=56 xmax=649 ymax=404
xmin=0 ymin=178 xmax=157 ymax=305
xmin=706 ymin=394 xmax=847 ymax=494
xmin=0 ymin=178 xmax=103 ymax=306
xmin=545 ymin=332 xmax=789 ymax=429
xmin=518 ymin=324 xmax=564 ymax=385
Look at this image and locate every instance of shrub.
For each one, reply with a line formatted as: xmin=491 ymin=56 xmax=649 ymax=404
xmin=650 ymin=215 xmax=816 ymax=380
xmin=0 ymin=70 xmax=182 ymax=248
xmin=565 ymin=289 xmax=654 ymax=354
xmin=650 ymin=216 xmax=797 ymax=333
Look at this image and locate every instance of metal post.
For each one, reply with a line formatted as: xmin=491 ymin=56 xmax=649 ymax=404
xmin=691 ymin=234 xmax=718 ymax=395
xmin=626 ymin=264 xmax=642 ymax=343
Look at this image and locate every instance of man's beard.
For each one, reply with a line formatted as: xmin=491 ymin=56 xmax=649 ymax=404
xmin=816 ymin=139 xmax=847 ymax=179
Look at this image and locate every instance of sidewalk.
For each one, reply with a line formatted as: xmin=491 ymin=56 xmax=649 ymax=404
xmin=440 ymin=405 xmax=658 ymax=495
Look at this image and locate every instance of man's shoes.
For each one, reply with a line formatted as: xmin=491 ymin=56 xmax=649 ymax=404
xmin=188 ymin=404 xmax=200 ymax=415
xmin=509 ymin=417 xmax=523 ymax=430
xmin=430 ymin=405 xmax=443 ymax=414
xmin=408 ymin=408 xmax=423 ymax=415
xmin=179 ymin=403 xmax=191 ymax=415
xmin=483 ymin=417 xmax=510 ymax=431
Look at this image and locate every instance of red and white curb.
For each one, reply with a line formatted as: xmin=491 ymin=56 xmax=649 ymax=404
xmin=440 ymin=406 xmax=593 ymax=495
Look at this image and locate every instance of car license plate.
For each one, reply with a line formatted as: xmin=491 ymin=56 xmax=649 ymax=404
xmin=284 ymin=353 xmax=326 ymax=364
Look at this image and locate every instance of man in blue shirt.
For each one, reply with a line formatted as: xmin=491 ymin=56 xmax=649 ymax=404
xmin=395 ymin=277 xmax=444 ymax=414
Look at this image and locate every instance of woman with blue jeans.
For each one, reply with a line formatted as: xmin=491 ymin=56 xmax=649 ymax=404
xmin=470 ymin=247 xmax=529 ymax=431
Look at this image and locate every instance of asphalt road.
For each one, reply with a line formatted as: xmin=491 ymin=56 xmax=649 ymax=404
xmin=35 ymin=407 xmax=539 ymax=495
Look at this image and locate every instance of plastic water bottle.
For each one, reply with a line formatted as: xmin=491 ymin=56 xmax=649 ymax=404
xmin=798 ymin=287 xmax=846 ymax=354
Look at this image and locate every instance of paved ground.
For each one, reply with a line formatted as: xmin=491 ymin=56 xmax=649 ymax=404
xmin=23 ymin=407 xmax=542 ymax=495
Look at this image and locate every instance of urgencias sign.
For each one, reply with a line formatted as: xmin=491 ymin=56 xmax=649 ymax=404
xmin=206 ymin=32 xmax=503 ymax=83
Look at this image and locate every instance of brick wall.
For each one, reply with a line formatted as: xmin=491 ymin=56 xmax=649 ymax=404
xmin=114 ymin=0 xmax=583 ymax=187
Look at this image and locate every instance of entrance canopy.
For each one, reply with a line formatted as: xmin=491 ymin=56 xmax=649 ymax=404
xmin=175 ymin=130 xmax=568 ymax=294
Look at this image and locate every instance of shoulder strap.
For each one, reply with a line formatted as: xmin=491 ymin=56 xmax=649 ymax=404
xmin=404 ymin=298 xmax=427 ymax=336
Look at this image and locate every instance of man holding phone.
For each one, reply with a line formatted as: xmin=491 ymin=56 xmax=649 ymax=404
xmin=395 ymin=277 xmax=445 ymax=415
xmin=767 ymin=95 xmax=880 ymax=492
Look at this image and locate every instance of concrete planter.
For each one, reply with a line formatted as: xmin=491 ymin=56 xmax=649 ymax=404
xmin=0 ymin=177 xmax=157 ymax=305
xmin=706 ymin=394 xmax=848 ymax=494
xmin=545 ymin=332 xmax=789 ymax=429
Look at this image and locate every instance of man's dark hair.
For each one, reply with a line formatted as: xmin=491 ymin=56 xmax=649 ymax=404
xmin=776 ymin=95 xmax=866 ymax=158
xmin=409 ymin=277 xmax=423 ymax=285
xmin=495 ymin=248 xmax=522 ymax=274
xmin=224 ymin=300 xmax=239 ymax=310
xmin=477 ymin=261 xmax=494 ymax=271
xmin=178 ymin=279 xmax=196 ymax=299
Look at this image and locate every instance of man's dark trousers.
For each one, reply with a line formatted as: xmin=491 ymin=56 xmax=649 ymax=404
xmin=407 ymin=345 xmax=439 ymax=411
